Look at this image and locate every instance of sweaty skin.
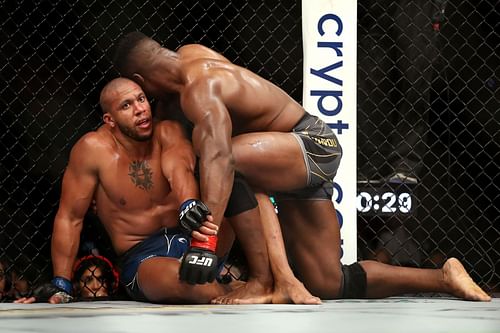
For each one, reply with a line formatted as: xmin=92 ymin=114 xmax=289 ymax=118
xmin=135 ymin=43 xmax=317 ymax=304
xmin=16 ymin=78 xmax=239 ymax=304
xmin=119 ymin=37 xmax=490 ymax=303
xmin=130 ymin=43 xmax=306 ymax=228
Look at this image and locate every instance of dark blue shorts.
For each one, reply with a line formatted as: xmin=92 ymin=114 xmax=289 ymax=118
xmin=118 ymin=227 xmax=189 ymax=301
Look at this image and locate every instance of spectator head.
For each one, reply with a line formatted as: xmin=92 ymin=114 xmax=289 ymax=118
xmin=73 ymin=255 xmax=119 ymax=299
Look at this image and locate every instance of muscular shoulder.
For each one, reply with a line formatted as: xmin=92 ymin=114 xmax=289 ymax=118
xmin=69 ymin=126 xmax=114 ymax=165
xmin=74 ymin=127 xmax=112 ymax=151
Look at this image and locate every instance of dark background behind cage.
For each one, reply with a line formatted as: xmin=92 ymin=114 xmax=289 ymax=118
xmin=1 ymin=0 xmax=498 ymax=295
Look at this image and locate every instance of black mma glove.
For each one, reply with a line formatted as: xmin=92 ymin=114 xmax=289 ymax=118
xmin=30 ymin=276 xmax=73 ymax=303
xmin=179 ymin=235 xmax=218 ymax=284
xmin=178 ymin=199 xmax=211 ymax=235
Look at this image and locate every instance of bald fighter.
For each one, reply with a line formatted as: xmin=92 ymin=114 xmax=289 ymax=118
xmin=112 ymin=32 xmax=491 ymax=302
xmin=16 ymin=78 xmax=274 ymax=304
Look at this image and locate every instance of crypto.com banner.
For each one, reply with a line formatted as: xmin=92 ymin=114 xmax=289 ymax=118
xmin=302 ymin=0 xmax=357 ymax=263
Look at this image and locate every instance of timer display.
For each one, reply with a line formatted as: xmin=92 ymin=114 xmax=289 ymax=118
xmin=357 ymin=185 xmax=415 ymax=215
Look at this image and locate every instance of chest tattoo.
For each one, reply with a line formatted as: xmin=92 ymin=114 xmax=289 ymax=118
xmin=128 ymin=160 xmax=154 ymax=191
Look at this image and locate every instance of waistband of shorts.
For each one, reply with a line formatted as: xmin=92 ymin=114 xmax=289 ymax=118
xmin=292 ymin=111 xmax=319 ymax=130
xmin=292 ymin=112 xmax=308 ymax=128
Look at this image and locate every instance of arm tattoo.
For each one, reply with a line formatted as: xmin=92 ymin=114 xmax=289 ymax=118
xmin=128 ymin=160 xmax=153 ymax=191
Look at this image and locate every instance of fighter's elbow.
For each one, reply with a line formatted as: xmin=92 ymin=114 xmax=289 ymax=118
xmin=53 ymin=212 xmax=84 ymax=232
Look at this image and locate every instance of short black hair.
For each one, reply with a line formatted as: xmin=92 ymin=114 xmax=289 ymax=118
xmin=113 ymin=31 xmax=150 ymax=75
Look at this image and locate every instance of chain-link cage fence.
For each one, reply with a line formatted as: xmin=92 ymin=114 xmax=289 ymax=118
xmin=357 ymin=0 xmax=499 ymax=292
xmin=0 ymin=0 xmax=303 ymax=299
xmin=0 ymin=0 xmax=498 ymax=300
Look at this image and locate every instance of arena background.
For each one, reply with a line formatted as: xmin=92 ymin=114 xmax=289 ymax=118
xmin=0 ymin=0 xmax=498 ymax=297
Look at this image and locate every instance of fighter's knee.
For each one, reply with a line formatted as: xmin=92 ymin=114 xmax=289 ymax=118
xmin=338 ymin=262 xmax=367 ymax=299
xmin=305 ymin=263 xmax=368 ymax=300
xmin=224 ymin=172 xmax=258 ymax=217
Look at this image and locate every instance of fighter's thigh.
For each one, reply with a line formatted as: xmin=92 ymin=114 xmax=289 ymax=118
xmin=231 ymin=132 xmax=307 ymax=192
xmin=278 ymin=199 xmax=343 ymax=298
xmin=137 ymin=257 xmax=183 ymax=302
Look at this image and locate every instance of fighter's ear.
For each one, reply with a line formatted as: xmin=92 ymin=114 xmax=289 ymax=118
xmin=103 ymin=113 xmax=115 ymax=127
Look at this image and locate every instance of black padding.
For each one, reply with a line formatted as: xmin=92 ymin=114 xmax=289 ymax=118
xmin=224 ymin=173 xmax=258 ymax=217
xmin=340 ymin=262 xmax=367 ymax=299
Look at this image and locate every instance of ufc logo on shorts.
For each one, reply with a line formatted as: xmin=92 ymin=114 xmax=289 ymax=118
xmin=188 ymin=255 xmax=213 ymax=266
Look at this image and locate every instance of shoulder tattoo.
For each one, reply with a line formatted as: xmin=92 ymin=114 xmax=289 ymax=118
xmin=128 ymin=160 xmax=154 ymax=191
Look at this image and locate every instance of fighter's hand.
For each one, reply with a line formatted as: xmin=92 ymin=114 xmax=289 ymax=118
xmin=15 ymin=284 xmax=72 ymax=304
xmin=179 ymin=235 xmax=218 ymax=284
xmin=14 ymin=291 xmax=68 ymax=304
xmin=15 ymin=277 xmax=73 ymax=304
xmin=178 ymin=199 xmax=212 ymax=235
xmin=191 ymin=220 xmax=218 ymax=242
xmin=14 ymin=296 xmax=36 ymax=304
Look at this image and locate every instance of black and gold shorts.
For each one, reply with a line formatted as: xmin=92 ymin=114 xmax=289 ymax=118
xmin=277 ymin=113 xmax=342 ymax=200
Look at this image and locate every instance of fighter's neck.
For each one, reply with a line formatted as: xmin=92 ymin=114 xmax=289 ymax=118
xmin=110 ymin=130 xmax=152 ymax=160
xmin=155 ymin=56 xmax=185 ymax=93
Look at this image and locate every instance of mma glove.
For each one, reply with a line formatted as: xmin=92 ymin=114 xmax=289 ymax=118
xmin=178 ymin=199 xmax=211 ymax=235
xmin=179 ymin=235 xmax=218 ymax=284
xmin=30 ymin=276 xmax=73 ymax=303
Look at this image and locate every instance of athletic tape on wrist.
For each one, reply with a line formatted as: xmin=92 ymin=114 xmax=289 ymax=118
xmin=52 ymin=276 xmax=72 ymax=294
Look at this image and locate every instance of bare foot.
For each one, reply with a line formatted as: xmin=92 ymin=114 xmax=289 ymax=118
xmin=272 ymin=278 xmax=321 ymax=305
xmin=443 ymin=258 xmax=491 ymax=301
xmin=211 ymin=278 xmax=273 ymax=304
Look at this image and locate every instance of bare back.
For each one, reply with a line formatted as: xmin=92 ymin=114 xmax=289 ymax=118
xmin=177 ymin=45 xmax=305 ymax=135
